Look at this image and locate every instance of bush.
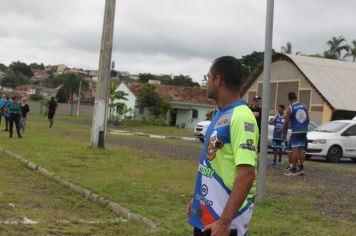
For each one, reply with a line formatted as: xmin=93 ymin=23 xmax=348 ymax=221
xmin=30 ymin=94 xmax=44 ymax=101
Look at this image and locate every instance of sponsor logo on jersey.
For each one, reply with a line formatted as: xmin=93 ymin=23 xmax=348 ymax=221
xmin=239 ymin=139 xmax=257 ymax=151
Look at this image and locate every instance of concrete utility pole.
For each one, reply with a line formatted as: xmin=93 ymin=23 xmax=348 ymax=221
xmin=91 ymin=0 xmax=116 ymax=148
xmin=257 ymin=0 xmax=274 ymax=203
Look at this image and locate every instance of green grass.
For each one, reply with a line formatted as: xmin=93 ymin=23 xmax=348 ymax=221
xmin=0 ymin=153 xmax=149 ymax=235
xmin=0 ymin=114 xmax=355 ymax=235
xmin=251 ymin=181 xmax=354 ymax=236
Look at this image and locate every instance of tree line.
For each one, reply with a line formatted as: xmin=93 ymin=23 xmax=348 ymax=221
xmin=281 ymin=36 xmax=356 ymax=62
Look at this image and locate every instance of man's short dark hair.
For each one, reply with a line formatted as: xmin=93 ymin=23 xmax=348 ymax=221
xmin=288 ymin=92 xmax=297 ymax=101
xmin=211 ymin=56 xmax=243 ymax=91
xmin=278 ymin=104 xmax=285 ymax=110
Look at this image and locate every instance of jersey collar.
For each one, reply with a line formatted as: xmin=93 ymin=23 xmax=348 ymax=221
xmin=219 ymin=99 xmax=246 ymax=112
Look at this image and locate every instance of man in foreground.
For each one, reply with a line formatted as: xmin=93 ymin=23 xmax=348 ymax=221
xmin=186 ymin=56 xmax=258 ymax=236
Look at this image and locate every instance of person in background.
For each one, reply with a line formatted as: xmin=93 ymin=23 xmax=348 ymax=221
xmin=47 ymin=96 xmax=57 ymax=128
xmin=269 ymin=105 xmax=287 ymax=165
xmin=249 ymin=96 xmax=261 ymax=152
xmin=8 ymin=96 xmax=22 ymax=138
xmin=20 ymin=97 xmax=30 ymax=133
xmin=3 ymin=95 xmax=11 ymax=131
xmin=282 ymin=92 xmax=309 ymax=176
xmin=0 ymin=94 xmax=5 ymax=127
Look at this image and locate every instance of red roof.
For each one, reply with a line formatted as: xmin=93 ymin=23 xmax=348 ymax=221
xmin=124 ymin=82 xmax=215 ymax=106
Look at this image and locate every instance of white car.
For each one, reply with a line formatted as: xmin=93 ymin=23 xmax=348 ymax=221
xmin=195 ymin=115 xmax=318 ymax=145
xmin=194 ymin=120 xmax=211 ymax=142
xmin=306 ymin=120 xmax=356 ymax=163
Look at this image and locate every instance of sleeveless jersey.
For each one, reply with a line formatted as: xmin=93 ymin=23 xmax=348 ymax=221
xmin=273 ymin=114 xmax=286 ymax=139
xmin=290 ymin=102 xmax=309 ymax=133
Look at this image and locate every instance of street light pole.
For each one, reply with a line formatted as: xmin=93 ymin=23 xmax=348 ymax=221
xmin=258 ymin=0 xmax=274 ymax=203
xmin=90 ymin=0 xmax=116 ymax=148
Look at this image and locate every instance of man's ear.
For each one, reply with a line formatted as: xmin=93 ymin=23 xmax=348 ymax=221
xmin=215 ymin=74 xmax=224 ymax=87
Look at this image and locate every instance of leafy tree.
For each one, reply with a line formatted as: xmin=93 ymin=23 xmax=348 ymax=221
xmin=137 ymin=84 xmax=171 ymax=118
xmin=281 ymin=42 xmax=292 ymax=54
xmin=138 ymin=73 xmax=155 ymax=83
xmin=240 ymin=51 xmax=265 ymax=82
xmin=54 ymin=72 xmax=88 ymax=103
xmin=56 ymin=87 xmax=68 ymax=103
xmin=8 ymin=61 xmax=34 ymax=77
xmin=0 ymin=63 xmax=8 ymax=72
xmin=324 ymin=36 xmax=349 ymax=59
xmin=110 ymin=69 xmax=118 ymax=78
xmin=0 ymin=73 xmax=30 ymax=88
xmin=108 ymin=81 xmax=128 ymax=119
xmin=29 ymin=63 xmax=45 ymax=70
xmin=344 ymin=40 xmax=356 ymax=62
xmin=171 ymin=75 xmax=199 ymax=87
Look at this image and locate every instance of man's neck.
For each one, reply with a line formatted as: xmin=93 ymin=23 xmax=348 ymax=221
xmin=217 ymin=92 xmax=241 ymax=109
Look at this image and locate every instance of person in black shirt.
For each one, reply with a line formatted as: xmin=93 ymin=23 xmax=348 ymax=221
xmin=249 ymin=96 xmax=262 ymax=152
xmin=47 ymin=97 xmax=57 ymax=128
xmin=20 ymin=97 xmax=30 ymax=133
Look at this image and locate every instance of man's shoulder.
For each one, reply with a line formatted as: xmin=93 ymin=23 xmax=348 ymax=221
xmin=232 ymin=105 xmax=257 ymax=123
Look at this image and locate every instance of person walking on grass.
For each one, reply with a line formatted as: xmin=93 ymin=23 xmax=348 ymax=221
xmin=282 ymin=92 xmax=309 ymax=176
xmin=8 ymin=96 xmax=22 ymax=138
xmin=47 ymin=96 xmax=57 ymax=128
xmin=269 ymin=105 xmax=287 ymax=165
xmin=20 ymin=97 xmax=30 ymax=133
xmin=0 ymin=94 xmax=5 ymax=127
xmin=186 ymin=56 xmax=258 ymax=236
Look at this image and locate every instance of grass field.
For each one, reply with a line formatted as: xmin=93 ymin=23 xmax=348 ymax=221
xmin=0 ymin=113 xmax=355 ymax=235
xmin=0 ymin=153 xmax=149 ymax=235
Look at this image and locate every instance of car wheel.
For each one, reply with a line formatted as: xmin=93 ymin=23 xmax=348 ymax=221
xmin=199 ymin=137 xmax=204 ymax=143
xmin=326 ymin=145 xmax=342 ymax=163
xmin=305 ymin=154 xmax=312 ymax=160
xmin=351 ymin=158 xmax=356 ymax=163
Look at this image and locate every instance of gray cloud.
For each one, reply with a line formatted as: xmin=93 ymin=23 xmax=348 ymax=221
xmin=0 ymin=0 xmax=355 ymax=82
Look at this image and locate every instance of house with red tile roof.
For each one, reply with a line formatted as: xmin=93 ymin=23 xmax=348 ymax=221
xmin=114 ymin=81 xmax=216 ymax=129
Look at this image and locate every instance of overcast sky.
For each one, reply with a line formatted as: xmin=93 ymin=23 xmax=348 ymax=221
xmin=1 ymin=0 xmax=355 ymax=82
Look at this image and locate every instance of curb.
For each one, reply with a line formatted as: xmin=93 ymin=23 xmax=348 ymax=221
xmin=0 ymin=148 xmax=157 ymax=230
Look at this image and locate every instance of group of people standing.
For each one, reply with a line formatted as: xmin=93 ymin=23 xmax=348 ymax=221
xmin=0 ymin=95 xmax=30 ymax=138
xmin=249 ymin=92 xmax=309 ymax=176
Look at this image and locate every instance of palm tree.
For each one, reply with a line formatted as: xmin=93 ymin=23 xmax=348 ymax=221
xmin=323 ymin=36 xmax=349 ymax=59
xmin=344 ymin=40 xmax=356 ymax=62
xmin=54 ymin=72 xmax=88 ymax=103
xmin=108 ymin=81 xmax=128 ymax=120
xmin=281 ymin=42 xmax=292 ymax=54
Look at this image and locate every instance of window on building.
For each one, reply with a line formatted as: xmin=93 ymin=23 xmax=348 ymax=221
xmin=311 ymin=105 xmax=323 ymax=112
xmin=276 ymin=81 xmax=299 ymax=108
xmin=192 ymin=109 xmax=198 ymax=119
xmin=299 ymin=90 xmax=311 ymax=110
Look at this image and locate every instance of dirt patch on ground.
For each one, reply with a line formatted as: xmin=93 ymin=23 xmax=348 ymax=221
xmin=268 ymin=162 xmax=356 ymax=221
xmin=107 ymin=133 xmax=355 ymax=222
xmin=107 ymin=134 xmax=203 ymax=161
